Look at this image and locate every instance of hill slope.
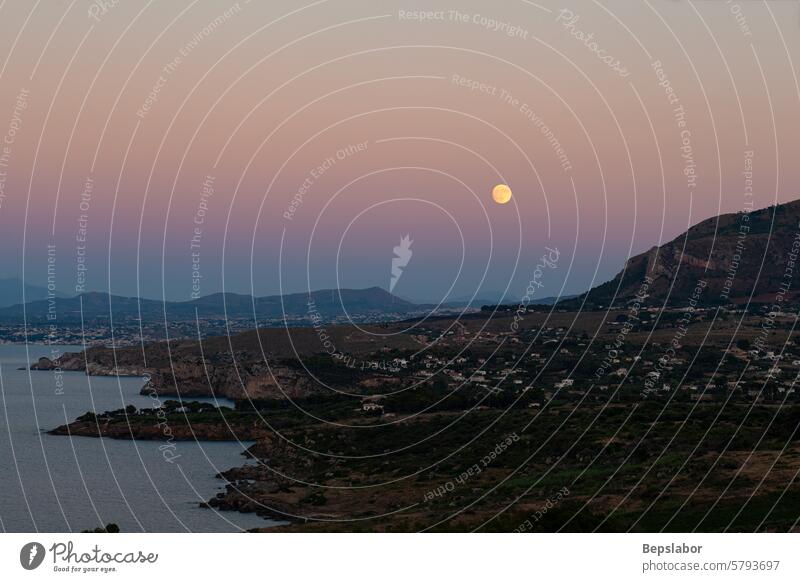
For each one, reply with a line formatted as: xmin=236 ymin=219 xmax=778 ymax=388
xmin=566 ymin=199 xmax=800 ymax=308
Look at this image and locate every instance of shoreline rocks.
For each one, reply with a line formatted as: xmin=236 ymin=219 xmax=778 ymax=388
xmin=31 ymin=350 xmax=321 ymax=402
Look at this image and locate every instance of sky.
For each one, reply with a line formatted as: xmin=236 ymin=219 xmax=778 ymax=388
xmin=0 ymin=0 xmax=799 ymax=302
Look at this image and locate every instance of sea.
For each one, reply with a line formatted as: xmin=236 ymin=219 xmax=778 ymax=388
xmin=0 ymin=344 xmax=279 ymax=532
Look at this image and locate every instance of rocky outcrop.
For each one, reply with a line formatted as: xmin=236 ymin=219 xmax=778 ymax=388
xmin=141 ymin=361 xmax=318 ymax=400
xmin=203 ymin=435 xmax=325 ymax=523
xmin=49 ymin=418 xmax=270 ymax=440
xmin=85 ymin=363 xmax=149 ymax=376
xmin=32 ymin=347 xmax=321 ymax=401
xmin=30 ymin=353 xmax=85 ymax=372
xmin=31 ymin=353 xmax=148 ymax=377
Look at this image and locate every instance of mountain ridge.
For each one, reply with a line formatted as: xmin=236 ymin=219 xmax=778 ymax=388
xmin=0 ymin=285 xmax=421 ymax=324
xmin=562 ymin=199 xmax=800 ymax=308
xmin=0 ymin=278 xmax=67 ymax=308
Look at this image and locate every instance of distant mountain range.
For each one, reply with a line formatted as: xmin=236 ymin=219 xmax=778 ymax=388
xmin=11 ymin=199 xmax=795 ymax=325
xmin=22 ymin=194 xmax=792 ymax=324
xmin=0 ymin=286 xmax=423 ymax=324
xmin=0 ymin=278 xmax=67 ymax=308
xmin=0 ymin=281 xmax=580 ymax=325
xmin=561 ymin=199 xmax=800 ymax=308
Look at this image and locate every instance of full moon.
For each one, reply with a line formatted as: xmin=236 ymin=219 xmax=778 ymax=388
xmin=492 ymin=184 xmax=512 ymax=204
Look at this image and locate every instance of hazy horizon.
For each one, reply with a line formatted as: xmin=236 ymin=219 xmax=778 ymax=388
xmin=2 ymin=0 xmax=799 ymax=302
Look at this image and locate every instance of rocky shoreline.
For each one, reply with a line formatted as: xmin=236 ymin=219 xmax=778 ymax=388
xmin=32 ymin=353 xmax=148 ymax=377
xmin=201 ymin=436 xmax=376 ymax=528
xmin=33 ymin=343 xmax=361 ymax=529
xmin=47 ymin=410 xmax=318 ymax=527
xmin=48 ymin=405 xmax=273 ymax=441
xmin=48 ymin=418 xmax=270 ymax=441
xmin=30 ymin=351 xmax=321 ymax=401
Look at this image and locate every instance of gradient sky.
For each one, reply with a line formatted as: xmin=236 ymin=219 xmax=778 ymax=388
xmin=0 ymin=0 xmax=799 ymax=302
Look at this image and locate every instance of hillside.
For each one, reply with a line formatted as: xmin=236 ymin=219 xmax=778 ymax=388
xmin=565 ymin=200 xmax=800 ymax=308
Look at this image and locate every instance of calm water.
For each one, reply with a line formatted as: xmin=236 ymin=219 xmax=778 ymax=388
xmin=0 ymin=344 xmax=278 ymax=532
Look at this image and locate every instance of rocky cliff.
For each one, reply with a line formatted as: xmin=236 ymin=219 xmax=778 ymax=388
xmin=31 ymin=347 xmax=320 ymax=401
xmin=142 ymin=360 xmax=316 ymax=400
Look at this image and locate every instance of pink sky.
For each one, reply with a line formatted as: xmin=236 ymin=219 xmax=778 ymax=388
xmin=0 ymin=0 xmax=798 ymax=301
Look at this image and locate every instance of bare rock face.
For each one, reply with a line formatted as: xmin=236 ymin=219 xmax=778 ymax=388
xmin=31 ymin=353 xmax=148 ymax=377
xmin=31 ymin=354 xmax=85 ymax=371
xmin=242 ymin=367 xmax=316 ymax=399
xmin=31 ymin=348 xmax=319 ymax=402
xmin=142 ymin=361 xmax=317 ymax=401
xmin=85 ymin=362 xmax=149 ymax=376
